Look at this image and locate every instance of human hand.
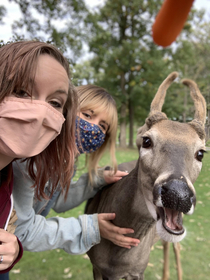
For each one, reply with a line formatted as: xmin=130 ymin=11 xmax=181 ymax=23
xmin=0 ymin=229 xmax=19 ymax=271
xmin=98 ymin=213 xmax=140 ymax=249
xmin=103 ymin=170 xmax=128 ymax=185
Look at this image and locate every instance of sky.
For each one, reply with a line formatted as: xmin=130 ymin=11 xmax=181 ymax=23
xmin=0 ymin=0 xmax=105 ymax=42
xmin=0 ymin=0 xmax=210 ymax=43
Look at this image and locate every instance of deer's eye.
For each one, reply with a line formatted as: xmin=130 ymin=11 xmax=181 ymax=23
xmin=195 ymin=150 xmax=206 ymax=162
xmin=142 ymin=137 xmax=152 ymax=148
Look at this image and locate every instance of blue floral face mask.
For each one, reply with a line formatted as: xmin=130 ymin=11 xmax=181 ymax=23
xmin=75 ymin=116 xmax=106 ymax=154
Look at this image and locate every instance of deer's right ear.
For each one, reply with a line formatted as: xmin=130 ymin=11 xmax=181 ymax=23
xmin=136 ymin=124 xmax=149 ymax=149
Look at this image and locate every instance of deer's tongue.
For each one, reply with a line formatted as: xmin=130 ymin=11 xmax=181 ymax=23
xmin=163 ymin=208 xmax=184 ymax=235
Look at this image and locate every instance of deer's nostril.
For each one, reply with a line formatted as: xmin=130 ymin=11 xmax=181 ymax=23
xmin=190 ymin=196 xmax=196 ymax=205
xmin=161 ymin=187 xmax=167 ymax=195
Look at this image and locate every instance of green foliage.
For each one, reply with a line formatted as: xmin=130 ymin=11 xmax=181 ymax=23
xmin=0 ymin=5 xmax=6 ymax=24
xmin=1 ymin=1 xmax=210 ymax=136
xmin=71 ymin=61 xmax=102 ymax=86
xmin=83 ymin=0 xmax=208 ymax=146
xmin=9 ymin=0 xmax=88 ymax=63
xmin=83 ymin=0 xmax=170 ymax=147
xmin=1 ymin=0 xmax=209 ymax=132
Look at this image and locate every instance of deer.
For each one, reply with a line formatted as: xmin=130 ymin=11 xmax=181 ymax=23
xmin=85 ymin=72 xmax=206 ymax=280
xmin=111 ymin=160 xmax=183 ymax=280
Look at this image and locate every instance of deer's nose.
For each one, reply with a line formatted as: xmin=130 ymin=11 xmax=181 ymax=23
xmin=160 ymin=179 xmax=194 ymax=214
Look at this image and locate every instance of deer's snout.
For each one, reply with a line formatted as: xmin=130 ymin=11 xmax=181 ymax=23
xmin=160 ymin=179 xmax=195 ymax=214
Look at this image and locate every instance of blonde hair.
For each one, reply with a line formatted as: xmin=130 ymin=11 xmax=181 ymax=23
xmin=76 ymin=85 xmax=118 ymax=182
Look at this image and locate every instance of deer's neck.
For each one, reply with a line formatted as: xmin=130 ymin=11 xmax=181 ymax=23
xmin=109 ymin=160 xmax=155 ymax=239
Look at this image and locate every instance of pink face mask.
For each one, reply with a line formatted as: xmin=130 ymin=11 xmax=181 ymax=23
xmin=0 ymin=97 xmax=65 ymax=158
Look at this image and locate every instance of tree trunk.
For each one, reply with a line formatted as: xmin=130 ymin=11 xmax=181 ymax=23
xmin=207 ymin=94 xmax=210 ymax=140
xmin=183 ymin=87 xmax=188 ymax=123
xmin=120 ymin=103 xmax=127 ymax=148
xmin=119 ymin=73 xmax=127 ymax=148
xmin=128 ymin=98 xmax=134 ymax=148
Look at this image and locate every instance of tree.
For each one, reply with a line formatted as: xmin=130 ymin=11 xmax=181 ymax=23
xmin=0 ymin=5 xmax=6 ymax=25
xmin=2 ymin=0 xmax=209 ymax=143
xmin=71 ymin=60 xmax=103 ymax=86
xmin=171 ymin=9 xmax=210 ymax=136
xmin=0 ymin=5 xmax=7 ymax=46
xmin=85 ymin=0 xmax=173 ymax=148
xmin=5 ymin=0 xmax=88 ymax=64
xmin=188 ymin=21 xmax=210 ymax=139
xmin=85 ymin=2 xmax=210 ymax=147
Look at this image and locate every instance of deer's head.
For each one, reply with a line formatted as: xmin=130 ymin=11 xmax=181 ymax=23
xmin=136 ymin=72 xmax=206 ymax=242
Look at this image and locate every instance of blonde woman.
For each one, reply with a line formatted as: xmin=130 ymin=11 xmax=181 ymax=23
xmin=76 ymin=85 xmax=119 ymax=183
xmin=12 ymin=85 xmax=140 ymax=258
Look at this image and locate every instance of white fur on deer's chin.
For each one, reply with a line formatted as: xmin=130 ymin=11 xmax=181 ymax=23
xmin=156 ymin=220 xmax=186 ymax=243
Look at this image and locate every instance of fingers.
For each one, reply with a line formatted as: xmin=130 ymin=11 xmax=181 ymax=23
xmin=99 ymin=213 xmax=135 ymax=234
xmin=0 ymin=247 xmax=17 ymax=270
xmin=107 ymin=224 xmax=140 ymax=247
xmin=103 ymin=170 xmax=129 ymax=184
xmin=0 ymin=229 xmax=17 ymax=243
xmin=115 ymin=170 xmax=129 ymax=177
xmin=112 ymin=235 xmax=140 ymax=249
xmin=111 ymin=171 xmax=128 ymax=183
xmin=110 ymin=176 xmax=122 ymax=183
xmin=104 ymin=170 xmax=128 ymax=178
xmin=110 ymin=225 xmax=134 ymax=235
xmin=98 ymin=213 xmax=140 ymax=249
xmin=0 ymin=229 xmax=19 ymax=271
xmin=99 ymin=213 xmax=116 ymax=221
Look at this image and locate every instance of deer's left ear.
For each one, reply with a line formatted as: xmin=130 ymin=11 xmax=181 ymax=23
xmin=189 ymin=120 xmax=206 ymax=140
xmin=136 ymin=124 xmax=148 ymax=149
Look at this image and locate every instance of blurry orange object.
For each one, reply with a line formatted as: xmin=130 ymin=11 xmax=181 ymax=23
xmin=152 ymin=0 xmax=194 ymax=47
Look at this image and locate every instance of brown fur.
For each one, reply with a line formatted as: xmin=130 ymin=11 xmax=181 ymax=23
xmin=85 ymin=72 xmax=206 ymax=280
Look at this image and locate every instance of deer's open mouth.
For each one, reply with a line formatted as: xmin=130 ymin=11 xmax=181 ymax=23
xmin=158 ymin=207 xmax=184 ymax=235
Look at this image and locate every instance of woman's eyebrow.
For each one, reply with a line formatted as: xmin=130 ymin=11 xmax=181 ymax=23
xmin=32 ymin=80 xmax=68 ymax=96
xmin=54 ymin=89 xmax=68 ymax=95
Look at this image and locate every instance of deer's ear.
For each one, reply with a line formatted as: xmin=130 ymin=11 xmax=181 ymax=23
xmin=189 ymin=120 xmax=206 ymax=140
xmin=136 ymin=124 xmax=149 ymax=149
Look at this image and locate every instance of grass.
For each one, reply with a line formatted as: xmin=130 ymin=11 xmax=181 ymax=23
xmin=206 ymin=139 xmax=210 ymax=147
xmin=10 ymin=147 xmax=210 ymax=280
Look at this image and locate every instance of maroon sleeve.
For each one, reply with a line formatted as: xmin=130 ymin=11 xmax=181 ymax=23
xmin=0 ymin=238 xmax=23 ymax=274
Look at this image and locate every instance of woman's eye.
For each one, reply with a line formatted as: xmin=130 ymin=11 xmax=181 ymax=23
xmin=13 ymin=89 xmax=31 ymax=98
xmin=82 ymin=112 xmax=91 ymax=119
xmin=142 ymin=137 xmax=152 ymax=148
xmin=99 ymin=124 xmax=106 ymax=131
xmin=49 ymin=100 xmax=62 ymax=109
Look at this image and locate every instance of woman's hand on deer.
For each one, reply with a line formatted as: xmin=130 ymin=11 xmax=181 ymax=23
xmin=103 ymin=170 xmax=128 ymax=185
xmin=0 ymin=229 xmax=19 ymax=271
xmin=98 ymin=213 xmax=140 ymax=249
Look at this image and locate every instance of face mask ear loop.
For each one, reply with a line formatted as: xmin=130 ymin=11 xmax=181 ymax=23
xmin=76 ymin=116 xmax=84 ymax=154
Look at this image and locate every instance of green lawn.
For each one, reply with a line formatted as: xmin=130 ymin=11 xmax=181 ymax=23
xmin=10 ymin=147 xmax=210 ymax=280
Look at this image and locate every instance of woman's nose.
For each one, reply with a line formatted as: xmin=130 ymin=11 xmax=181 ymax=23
xmin=90 ymin=119 xmax=100 ymax=126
